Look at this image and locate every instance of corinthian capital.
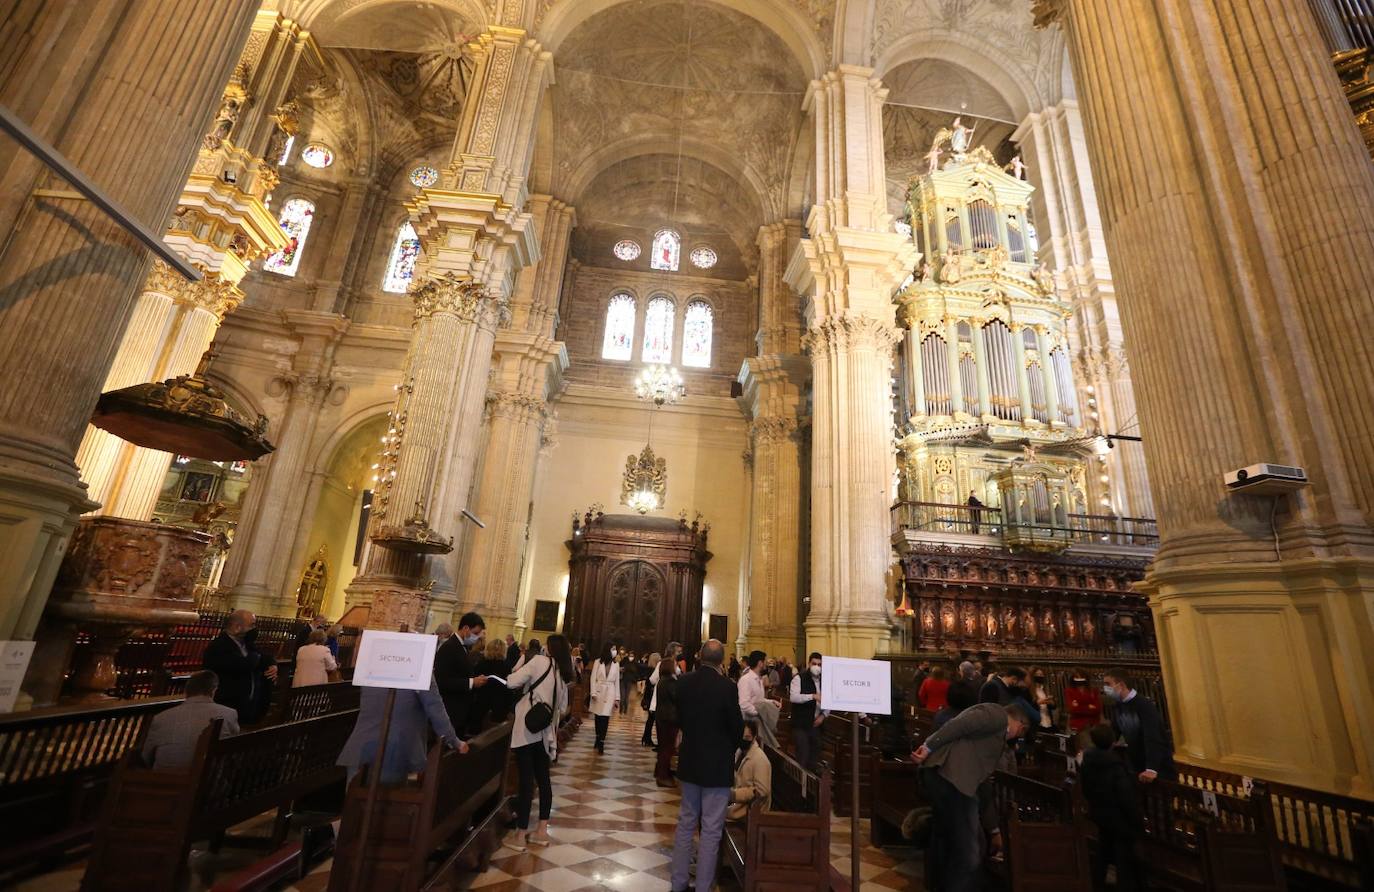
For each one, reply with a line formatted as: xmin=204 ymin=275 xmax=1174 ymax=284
xmin=750 ymin=415 xmax=800 ymax=444
xmin=1030 ymin=0 xmax=1066 ymax=29
xmin=801 ymin=314 xmax=900 ymax=356
xmin=411 ymin=273 xmax=511 ymax=329
xmin=145 ymin=260 xmax=244 ymax=319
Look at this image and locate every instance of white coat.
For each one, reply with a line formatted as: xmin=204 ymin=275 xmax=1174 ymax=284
xmin=590 ymin=659 xmax=620 ymax=716
xmin=508 ymin=653 xmax=568 ymax=754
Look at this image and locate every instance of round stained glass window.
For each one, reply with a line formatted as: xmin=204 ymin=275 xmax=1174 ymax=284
xmin=613 ymin=239 xmax=641 ymax=261
xmin=409 ymin=165 xmax=439 ymax=188
xmin=689 ymin=246 xmax=717 ymax=269
xmin=301 ymin=143 xmax=334 ymax=168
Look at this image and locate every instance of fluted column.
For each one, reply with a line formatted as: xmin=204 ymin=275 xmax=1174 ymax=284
xmin=792 ymin=65 xmax=918 ymax=657
xmin=0 ymin=0 xmax=259 ymax=643
xmin=903 ymin=326 xmax=924 ymax=418
xmin=1015 ymin=98 xmax=1154 ymax=516
xmin=1036 ymin=0 xmax=1374 ymax=796
xmin=220 ymin=314 xmax=347 ymax=614
xmin=739 ymin=356 xmax=808 ymax=656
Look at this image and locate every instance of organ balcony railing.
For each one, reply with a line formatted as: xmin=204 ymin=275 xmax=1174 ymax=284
xmin=891 ymin=500 xmax=1159 ymax=551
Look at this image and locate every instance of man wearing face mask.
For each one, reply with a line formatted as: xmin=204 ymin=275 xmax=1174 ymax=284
xmin=203 ymin=609 xmax=278 ymax=724
xmin=913 ymin=702 xmax=1030 ymax=892
xmin=788 ymin=652 xmax=827 ymax=770
xmin=434 ymin=612 xmax=490 ymax=734
xmin=738 ymin=651 xmax=782 ymax=749
xmin=1102 ymin=668 xmax=1174 ymax=782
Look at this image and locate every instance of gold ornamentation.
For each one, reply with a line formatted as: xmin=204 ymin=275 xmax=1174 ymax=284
xmin=621 ymin=444 xmax=667 ymax=513
xmin=145 ymin=260 xmax=244 ymax=318
xmin=410 ymin=273 xmax=510 ymax=328
xmin=372 ymin=499 xmax=454 ymax=554
xmin=294 ymin=545 xmax=329 ymax=619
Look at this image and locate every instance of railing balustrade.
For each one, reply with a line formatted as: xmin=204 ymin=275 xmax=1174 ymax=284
xmin=891 ymin=500 xmax=1159 ymax=548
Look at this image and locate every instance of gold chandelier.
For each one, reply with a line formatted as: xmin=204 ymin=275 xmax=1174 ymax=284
xmin=622 ymin=364 xmax=685 ymax=513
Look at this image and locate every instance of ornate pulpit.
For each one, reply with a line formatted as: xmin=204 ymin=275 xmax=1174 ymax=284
xmin=563 ymin=510 xmax=711 ymax=657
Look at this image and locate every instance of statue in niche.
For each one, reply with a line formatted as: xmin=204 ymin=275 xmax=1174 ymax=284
xmin=941 ymin=603 xmax=957 ymax=634
xmin=962 ymin=605 xmax=977 ymax=636
xmin=983 ymin=605 xmax=997 ymax=638
xmin=1082 ymin=611 xmax=1096 ymax=640
xmin=1002 ymin=605 xmax=1017 ymax=637
xmin=1042 ymin=607 xmax=1057 ymax=639
xmin=294 ymin=546 xmax=329 ymax=620
xmin=1004 ymin=154 xmax=1026 ymax=180
xmin=1022 ymin=607 xmax=1037 ymax=638
xmin=942 ymin=247 xmax=964 ymax=284
xmin=1064 ymin=609 xmax=1077 ymax=640
xmin=921 ymin=603 xmax=936 ymax=632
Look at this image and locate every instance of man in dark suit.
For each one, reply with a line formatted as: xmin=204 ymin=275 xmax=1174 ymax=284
xmin=1104 ymin=668 xmax=1175 ymax=781
xmin=979 ymin=666 xmax=1027 ymax=705
xmin=202 ymin=609 xmax=276 ymax=723
xmin=504 ymin=634 xmax=521 ymax=674
xmin=433 ymin=612 xmax=490 ymax=733
xmin=669 ymin=639 xmax=743 ymax=892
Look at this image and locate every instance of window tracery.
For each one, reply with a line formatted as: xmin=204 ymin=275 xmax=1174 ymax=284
xmin=642 ymin=296 xmax=675 ymax=362
xmin=682 ymin=300 xmax=713 ymax=367
xmin=264 ymin=198 xmax=315 ymax=277
xmin=602 ymin=292 xmax=636 ymax=361
xmin=650 ymin=229 xmax=680 ymax=271
xmin=382 ymin=221 xmax=421 ymax=293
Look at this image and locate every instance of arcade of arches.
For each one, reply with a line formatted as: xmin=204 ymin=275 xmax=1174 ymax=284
xmin=1 ymin=0 xmax=1373 ymax=859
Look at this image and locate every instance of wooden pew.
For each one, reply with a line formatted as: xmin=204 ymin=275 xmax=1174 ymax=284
xmin=328 ymin=719 xmax=513 ymax=892
xmin=1174 ymin=762 xmax=1371 ymax=890
xmin=1138 ymin=779 xmax=1287 ymax=892
xmin=0 ymin=696 xmax=182 ymax=880
xmin=81 ymin=708 xmax=357 ymax=892
xmin=992 ymin=770 xmax=1092 ymax=892
xmin=822 ymin=712 xmax=879 ymax=818
xmin=272 ymin=681 xmax=361 ymax=724
xmin=869 ymin=753 xmax=924 ymax=848
xmin=722 ymin=744 xmax=832 ymax=892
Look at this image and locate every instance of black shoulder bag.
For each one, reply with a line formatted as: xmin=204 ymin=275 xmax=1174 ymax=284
xmin=524 ymin=658 xmax=558 ymax=734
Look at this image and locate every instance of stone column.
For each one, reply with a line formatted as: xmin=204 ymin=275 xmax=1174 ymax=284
xmin=0 ymin=0 xmax=259 ymax=643
xmin=1035 ymin=0 xmax=1374 ymax=796
xmin=788 ymin=66 xmax=917 ymax=658
xmin=1015 ymin=99 xmax=1154 ymax=516
xmin=220 ymin=313 xmax=347 ymax=615
xmin=739 ymin=356 xmax=808 ymax=656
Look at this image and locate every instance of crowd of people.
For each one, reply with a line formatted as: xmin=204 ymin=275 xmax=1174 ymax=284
xmin=142 ymin=608 xmax=1175 ymax=892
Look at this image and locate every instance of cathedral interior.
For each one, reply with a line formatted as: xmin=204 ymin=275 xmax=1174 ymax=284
xmin=2 ymin=0 xmax=1374 ymax=889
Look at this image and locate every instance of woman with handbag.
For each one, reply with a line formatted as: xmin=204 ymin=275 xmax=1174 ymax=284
xmin=505 ymin=634 xmax=574 ymax=851
xmin=590 ymin=642 xmax=620 ymax=753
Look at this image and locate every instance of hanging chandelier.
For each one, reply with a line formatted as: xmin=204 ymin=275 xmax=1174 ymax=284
xmin=634 ymin=364 xmax=685 ymax=407
xmin=623 ymin=444 xmax=667 ymax=514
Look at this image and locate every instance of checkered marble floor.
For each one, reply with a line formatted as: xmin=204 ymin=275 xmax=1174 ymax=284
xmin=21 ymin=709 xmax=926 ymax=891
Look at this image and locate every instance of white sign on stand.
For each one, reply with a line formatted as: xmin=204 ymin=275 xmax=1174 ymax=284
xmin=0 ymin=641 xmax=36 ymax=713
xmin=819 ymin=655 xmax=892 ymax=715
xmin=352 ymin=630 xmax=437 ymax=690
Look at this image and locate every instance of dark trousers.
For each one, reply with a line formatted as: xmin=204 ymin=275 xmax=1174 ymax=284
xmin=619 ymin=680 xmax=631 ymax=714
xmin=1093 ymin=822 xmax=1145 ymax=892
xmin=594 ymin=714 xmax=610 ymax=745
xmin=513 ymin=741 xmax=552 ymax=829
xmin=792 ymin=725 xmax=821 ymax=771
xmin=655 ymin=720 xmax=678 ymax=780
xmin=923 ymin=768 xmax=983 ymax=892
xmin=642 ymin=710 xmax=656 ymax=745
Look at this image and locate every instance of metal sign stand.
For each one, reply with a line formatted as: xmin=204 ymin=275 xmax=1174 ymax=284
xmin=347 ymin=687 xmax=397 ymax=892
xmin=850 ymin=713 xmax=861 ymax=892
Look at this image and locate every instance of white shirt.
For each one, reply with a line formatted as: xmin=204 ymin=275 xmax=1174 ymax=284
xmin=292 ymin=643 xmax=337 ymax=687
xmin=789 ymin=672 xmax=829 ymax=720
xmin=738 ymin=669 xmax=767 ymax=716
xmin=649 ymin=661 xmax=673 ymax=711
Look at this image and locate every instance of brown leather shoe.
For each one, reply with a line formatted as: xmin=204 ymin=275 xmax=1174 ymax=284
xmin=656 ymin=777 xmax=676 ymax=788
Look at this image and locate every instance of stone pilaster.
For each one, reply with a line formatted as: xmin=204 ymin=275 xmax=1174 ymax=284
xmin=789 ymin=67 xmax=917 ymax=658
xmin=0 ymin=0 xmax=260 ymax=643
xmin=220 ymin=313 xmax=348 ymax=615
xmin=1037 ymin=0 xmax=1374 ymax=796
xmin=738 ymin=355 xmax=808 ymax=657
xmin=1015 ymin=100 xmax=1154 ymax=517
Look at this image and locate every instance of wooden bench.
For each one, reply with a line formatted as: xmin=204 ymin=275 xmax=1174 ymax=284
xmin=0 ymin=696 xmax=183 ymax=881
xmin=869 ymin=753 xmax=924 ymax=848
xmin=272 ymin=681 xmax=361 ymax=724
xmin=81 ymin=708 xmax=357 ymax=891
xmin=328 ymin=719 xmax=513 ymax=891
xmin=822 ymin=713 xmax=879 ymax=818
xmin=722 ymin=744 xmax=832 ymax=892
xmin=992 ymin=770 xmax=1092 ymax=892
xmin=1139 ymin=778 xmax=1287 ymax=892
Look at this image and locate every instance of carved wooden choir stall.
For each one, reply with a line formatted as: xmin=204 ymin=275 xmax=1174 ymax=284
xmin=563 ymin=511 xmax=710 ymax=656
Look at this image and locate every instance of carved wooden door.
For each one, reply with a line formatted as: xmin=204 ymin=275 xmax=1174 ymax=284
xmin=603 ymin=560 xmax=664 ymax=656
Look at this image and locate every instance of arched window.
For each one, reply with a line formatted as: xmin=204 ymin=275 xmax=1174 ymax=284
xmin=264 ymin=198 xmax=315 ymax=277
xmin=682 ymin=300 xmax=714 ymax=368
xmin=642 ymin=296 xmax=675 ymax=362
xmin=602 ymin=292 xmax=637 ymax=361
xmin=382 ymin=221 xmax=421 ymax=293
xmin=650 ymin=229 xmax=680 ymax=271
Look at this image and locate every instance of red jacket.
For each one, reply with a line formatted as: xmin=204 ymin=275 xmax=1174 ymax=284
xmin=1064 ymin=683 xmax=1102 ymax=732
xmin=918 ymin=677 xmax=950 ymax=711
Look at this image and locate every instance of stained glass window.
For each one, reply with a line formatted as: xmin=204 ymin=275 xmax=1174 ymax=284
xmin=602 ymin=292 xmax=636 ymax=361
xmin=264 ymin=198 xmax=315 ymax=277
xmin=301 ymin=143 xmax=334 ymax=168
xmin=613 ymin=239 xmax=641 ymax=261
xmin=409 ymin=165 xmax=438 ymax=188
xmin=682 ymin=300 xmax=713 ymax=368
xmin=642 ymin=296 xmax=675 ymax=363
xmin=382 ymin=221 xmax=422 ymax=293
xmin=277 ymin=134 xmax=295 ymax=165
xmin=650 ymin=229 xmax=680 ymax=271
xmin=689 ymin=246 xmax=717 ymax=269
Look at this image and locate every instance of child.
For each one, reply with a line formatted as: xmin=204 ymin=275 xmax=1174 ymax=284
xmin=1078 ymin=723 xmax=1145 ymax=891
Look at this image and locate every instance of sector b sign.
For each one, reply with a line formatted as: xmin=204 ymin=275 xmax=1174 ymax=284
xmin=819 ymin=655 xmax=891 ymax=715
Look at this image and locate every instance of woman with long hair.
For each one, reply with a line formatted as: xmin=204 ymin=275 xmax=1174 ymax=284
xmin=505 ymin=634 xmax=574 ymax=851
xmin=590 ymin=642 xmax=621 ymax=753
xmin=641 ymin=651 xmax=661 ymax=746
xmin=652 ymin=655 xmax=680 ymax=787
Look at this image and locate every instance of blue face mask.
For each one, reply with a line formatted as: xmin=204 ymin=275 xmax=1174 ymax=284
xmin=1101 ymin=685 xmax=1121 ymax=703
xmin=461 ymin=632 xmax=481 ymax=647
